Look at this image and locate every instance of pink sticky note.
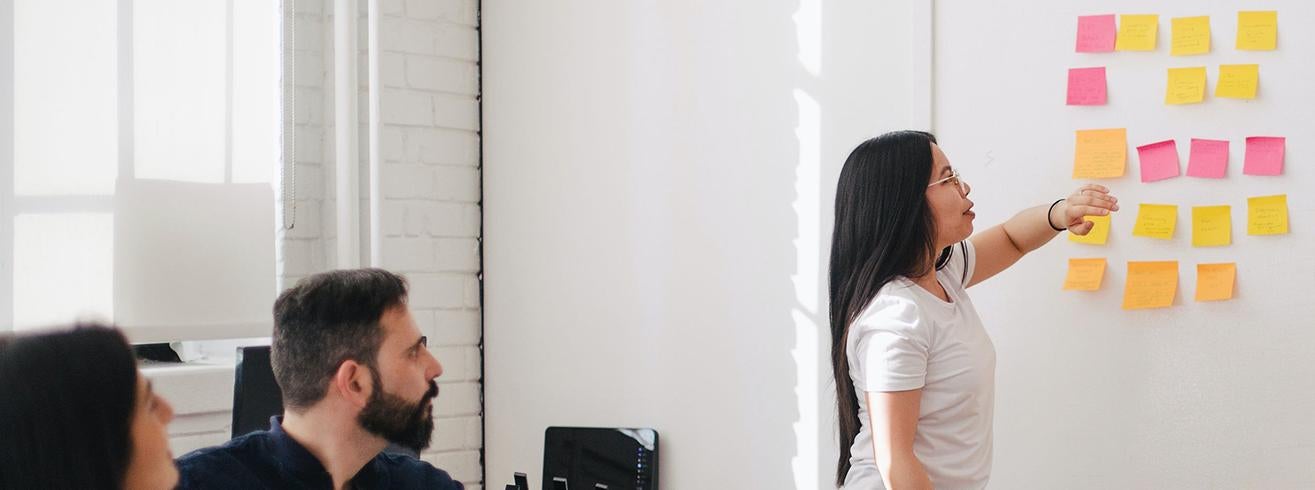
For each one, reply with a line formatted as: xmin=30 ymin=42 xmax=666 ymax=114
xmin=1187 ymin=138 xmax=1229 ymax=178
xmin=1077 ymin=15 xmax=1117 ymax=52
xmin=1243 ymin=136 xmax=1285 ymax=176
xmin=1067 ymin=67 xmax=1107 ymax=105
xmin=1137 ymin=139 xmax=1181 ymax=183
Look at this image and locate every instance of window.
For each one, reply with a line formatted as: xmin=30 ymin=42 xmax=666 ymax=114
xmin=4 ymin=0 xmax=288 ymax=344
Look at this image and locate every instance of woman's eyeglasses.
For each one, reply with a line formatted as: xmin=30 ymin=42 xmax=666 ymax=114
xmin=928 ymin=168 xmax=968 ymax=196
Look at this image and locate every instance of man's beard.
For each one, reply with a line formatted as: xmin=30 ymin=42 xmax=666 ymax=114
xmin=358 ymin=374 xmax=439 ymax=453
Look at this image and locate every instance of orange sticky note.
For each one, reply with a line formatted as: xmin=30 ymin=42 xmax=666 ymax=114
xmin=1069 ymin=214 xmax=1111 ymax=245
xmin=1133 ymin=204 xmax=1178 ymax=239
xmin=1117 ymin=14 xmax=1159 ymax=51
xmin=1073 ymin=128 xmax=1127 ymax=178
xmin=1196 ymin=263 xmax=1236 ymax=302
xmin=1171 ymin=16 xmax=1211 ymax=56
xmin=1237 ymin=11 xmax=1277 ymax=51
xmin=1216 ymin=64 xmax=1259 ymax=99
xmin=1064 ymin=258 xmax=1108 ymax=291
xmin=1191 ymin=205 xmax=1231 ymax=247
xmin=1123 ymin=261 xmax=1178 ymax=310
xmin=1247 ymin=194 xmax=1289 ymax=235
xmin=1165 ymin=67 xmax=1207 ymax=104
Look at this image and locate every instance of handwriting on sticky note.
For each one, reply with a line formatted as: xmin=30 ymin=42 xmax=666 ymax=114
xmin=1196 ymin=263 xmax=1236 ymax=302
xmin=1064 ymin=258 xmax=1107 ymax=291
xmin=1117 ymin=14 xmax=1159 ymax=51
xmin=1067 ymin=67 xmax=1107 ymax=105
xmin=1137 ymin=139 xmax=1181 ymax=183
xmin=1237 ymin=11 xmax=1277 ymax=51
xmin=1171 ymin=16 xmax=1211 ymax=55
xmin=1133 ymin=204 xmax=1178 ymax=239
xmin=1216 ymin=64 xmax=1259 ymax=99
xmin=1073 ymin=128 xmax=1127 ymax=178
xmin=1123 ymin=261 xmax=1178 ymax=310
xmin=1191 ymin=205 xmax=1231 ymax=247
xmin=1077 ymin=14 xmax=1117 ymax=52
xmin=1069 ymin=214 xmax=1111 ymax=245
xmin=1243 ymin=136 xmax=1284 ymax=176
xmin=1247 ymin=194 xmax=1289 ymax=235
xmin=1166 ymin=67 xmax=1206 ymax=104
xmin=1186 ymin=138 xmax=1229 ymax=178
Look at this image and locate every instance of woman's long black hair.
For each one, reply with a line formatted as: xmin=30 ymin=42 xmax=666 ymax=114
xmin=828 ymin=131 xmax=953 ymax=484
xmin=0 ymin=324 xmax=139 ymax=489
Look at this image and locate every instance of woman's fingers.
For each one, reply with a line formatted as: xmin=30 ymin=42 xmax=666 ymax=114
xmin=1071 ymin=193 xmax=1120 ymax=212
xmin=1069 ymin=219 xmax=1096 ymax=235
xmin=1066 ymin=204 xmax=1111 ymax=218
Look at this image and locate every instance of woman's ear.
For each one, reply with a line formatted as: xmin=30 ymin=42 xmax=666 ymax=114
xmin=330 ymin=360 xmax=374 ymax=409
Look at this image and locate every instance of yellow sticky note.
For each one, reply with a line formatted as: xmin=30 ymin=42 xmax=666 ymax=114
xmin=1123 ymin=261 xmax=1178 ymax=310
xmin=1068 ymin=214 xmax=1111 ymax=245
xmin=1171 ymin=16 xmax=1211 ymax=55
xmin=1196 ymin=263 xmax=1236 ymax=302
xmin=1117 ymin=14 xmax=1159 ymax=51
xmin=1073 ymin=128 xmax=1127 ymax=179
xmin=1191 ymin=205 xmax=1231 ymax=247
xmin=1247 ymin=194 xmax=1289 ymax=235
xmin=1166 ymin=67 xmax=1207 ymax=104
xmin=1064 ymin=258 xmax=1107 ymax=291
xmin=1133 ymin=204 xmax=1178 ymax=239
xmin=1216 ymin=64 xmax=1259 ymax=99
xmin=1237 ymin=11 xmax=1277 ymax=51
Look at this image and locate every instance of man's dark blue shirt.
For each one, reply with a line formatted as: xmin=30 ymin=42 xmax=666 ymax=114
xmin=175 ymin=416 xmax=463 ymax=490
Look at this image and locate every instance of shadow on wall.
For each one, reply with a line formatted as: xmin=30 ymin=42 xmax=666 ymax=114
xmin=482 ymin=0 xmax=926 ymax=488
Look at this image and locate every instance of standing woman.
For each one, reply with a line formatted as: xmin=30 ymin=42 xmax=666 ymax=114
xmin=828 ymin=131 xmax=1118 ymax=489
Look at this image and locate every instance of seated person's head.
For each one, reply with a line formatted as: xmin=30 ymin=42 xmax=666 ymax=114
xmin=272 ymin=268 xmax=444 ymax=452
xmin=0 ymin=324 xmax=177 ymax=490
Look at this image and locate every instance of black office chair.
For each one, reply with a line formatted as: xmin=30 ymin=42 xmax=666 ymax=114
xmin=232 ymin=345 xmax=282 ymax=438
xmin=231 ymin=345 xmax=420 ymax=458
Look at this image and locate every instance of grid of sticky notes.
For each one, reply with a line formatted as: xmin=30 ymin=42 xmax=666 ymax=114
xmin=1068 ymin=12 xmax=1276 ymax=106
xmin=1064 ymin=11 xmax=1291 ymax=310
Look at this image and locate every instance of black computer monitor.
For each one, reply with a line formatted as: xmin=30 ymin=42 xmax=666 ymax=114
xmin=543 ymin=427 xmax=658 ymax=490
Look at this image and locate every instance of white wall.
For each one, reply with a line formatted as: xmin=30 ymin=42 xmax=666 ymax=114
xmin=482 ymin=1 xmax=924 ymax=488
xmin=156 ymin=0 xmax=484 ymax=488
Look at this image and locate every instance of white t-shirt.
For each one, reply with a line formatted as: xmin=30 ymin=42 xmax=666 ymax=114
xmin=842 ymin=241 xmax=996 ymax=490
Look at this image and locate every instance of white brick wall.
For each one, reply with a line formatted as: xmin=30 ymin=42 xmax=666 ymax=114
xmin=165 ymin=0 xmax=482 ymax=487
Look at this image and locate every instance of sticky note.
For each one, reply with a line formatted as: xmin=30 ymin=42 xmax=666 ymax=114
xmin=1073 ymin=128 xmax=1127 ymax=178
xmin=1247 ymin=194 xmax=1289 ymax=235
xmin=1243 ymin=136 xmax=1284 ymax=176
xmin=1123 ymin=261 xmax=1178 ymax=310
xmin=1077 ymin=14 xmax=1117 ymax=52
xmin=1068 ymin=214 xmax=1111 ymax=245
xmin=1186 ymin=138 xmax=1229 ymax=178
xmin=1165 ymin=67 xmax=1207 ymax=104
xmin=1191 ymin=205 xmax=1231 ymax=247
xmin=1171 ymin=16 xmax=1211 ymax=55
xmin=1117 ymin=14 xmax=1159 ymax=51
xmin=1137 ymin=140 xmax=1181 ymax=183
xmin=1133 ymin=204 xmax=1177 ymax=239
xmin=1064 ymin=258 xmax=1108 ymax=291
xmin=1216 ymin=64 xmax=1259 ymax=99
xmin=1237 ymin=11 xmax=1277 ymax=51
xmin=1195 ymin=263 xmax=1236 ymax=302
xmin=1067 ymin=67 xmax=1107 ymax=105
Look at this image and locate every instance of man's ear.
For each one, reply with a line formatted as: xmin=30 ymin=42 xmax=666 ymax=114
xmin=330 ymin=360 xmax=374 ymax=409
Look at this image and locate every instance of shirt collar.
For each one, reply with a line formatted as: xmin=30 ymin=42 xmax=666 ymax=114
xmin=267 ymin=415 xmax=389 ymax=488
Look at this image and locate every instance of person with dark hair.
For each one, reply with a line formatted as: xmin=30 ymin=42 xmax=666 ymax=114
xmin=175 ymin=268 xmax=462 ymax=489
xmin=0 ymin=324 xmax=179 ymax=490
xmin=829 ymin=131 xmax=1119 ymax=489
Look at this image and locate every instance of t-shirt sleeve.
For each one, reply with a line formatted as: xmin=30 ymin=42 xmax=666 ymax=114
xmin=851 ymin=296 xmax=930 ymax=392
xmin=941 ymin=240 xmax=977 ymax=289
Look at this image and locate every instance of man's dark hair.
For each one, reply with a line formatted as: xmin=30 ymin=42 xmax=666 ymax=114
xmin=271 ymin=268 xmax=409 ymax=411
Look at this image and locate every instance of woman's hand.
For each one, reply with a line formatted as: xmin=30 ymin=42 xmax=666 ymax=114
xmin=1054 ymin=184 xmax=1120 ymax=235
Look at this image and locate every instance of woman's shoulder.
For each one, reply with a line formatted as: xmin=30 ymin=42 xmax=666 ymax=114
xmin=850 ymin=286 xmax=923 ymax=332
